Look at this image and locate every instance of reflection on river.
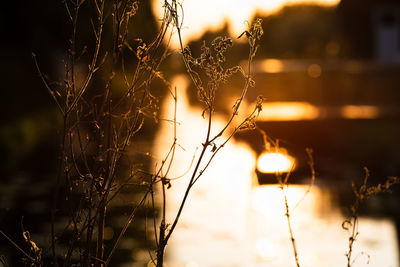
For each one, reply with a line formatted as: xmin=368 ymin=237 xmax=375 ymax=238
xmin=151 ymin=76 xmax=398 ymax=267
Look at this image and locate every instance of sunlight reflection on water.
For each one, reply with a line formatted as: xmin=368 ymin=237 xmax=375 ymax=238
xmin=150 ymin=76 xmax=399 ymax=267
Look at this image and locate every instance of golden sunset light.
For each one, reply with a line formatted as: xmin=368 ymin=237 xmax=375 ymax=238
xmin=6 ymin=0 xmax=400 ymax=266
xmin=152 ymin=0 xmax=340 ymax=47
xmin=150 ymin=75 xmax=399 ymax=266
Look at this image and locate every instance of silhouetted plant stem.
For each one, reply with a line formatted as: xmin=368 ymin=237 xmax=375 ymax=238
xmin=156 ymin=107 xmax=212 ymax=267
xmin=282 ymin=188 xmax=301 ymax=267
xmin=0 ymin=230 xmax=36 ymax=262
xmin=153 ymin=4 xmax=263 ymax=266
xmin=344 ymin=168 xmax=400 ymax=267
xmin=346 ymin=215 xmax=358 ymax=267
xmin=30 ymin=0 xmax=268 ymax=266
xmin=31 ymin=0 xmax=174 ymax=265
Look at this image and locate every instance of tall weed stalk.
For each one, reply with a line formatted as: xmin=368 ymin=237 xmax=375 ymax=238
xmin=22 ymin=0 xmax=265 ymax=266
xmin=257 ymin=127 xmax=316 ymax=267
xmin=31 ymin=0 xmax=176 ymax=265
xmin=151 ymin=2 xmax=264 ymax=266
xmin=343 ymin=168 xmax=400 ymax=267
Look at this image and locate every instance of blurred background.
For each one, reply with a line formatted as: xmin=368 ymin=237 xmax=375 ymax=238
xmin=1 ymin=0 xmax=400 ymax=266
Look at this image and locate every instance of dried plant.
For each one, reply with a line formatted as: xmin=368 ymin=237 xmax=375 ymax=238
xmin=4 ymin=1 xmax=398 ymax=267
xmin=29 ymin=0 xmax=176 ymax=265
xmin=343 ymin=168 xmax=400 ymax=267
xmin=0 ymin=0 xmax=264 ymax=266
xmin=0 ymin=228 xmax=42 ymax=267
xmin=257 ymin=126 xmax=316 ymax=267
xmin=150 ymin=2 xmax=264 ymax=266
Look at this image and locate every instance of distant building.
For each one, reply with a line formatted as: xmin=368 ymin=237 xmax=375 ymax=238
xmin=372 ymin=4 xmax=400 ymax=62
xmin=339 ymin=0 xmax=400 ymax=62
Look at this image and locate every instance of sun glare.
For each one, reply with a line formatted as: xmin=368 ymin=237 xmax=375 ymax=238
xmin=152 ymin=0 xmax=340 ymax=47
xmin=257 ymin=151 xmax=295 ymax=173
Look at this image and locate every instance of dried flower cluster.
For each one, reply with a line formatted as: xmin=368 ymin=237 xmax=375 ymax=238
xmin=183 ymin=39 xmax=243 ymax=108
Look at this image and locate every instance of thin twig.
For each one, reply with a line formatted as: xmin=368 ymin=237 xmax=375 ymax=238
xmin=0 ymin=230 xmax=35 ymax=262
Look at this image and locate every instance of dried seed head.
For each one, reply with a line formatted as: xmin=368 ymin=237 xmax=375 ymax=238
xmin=211 ymin=36 xmax=233 ymax=62
xmin=251 ymin=18 xmax=264 ymax=41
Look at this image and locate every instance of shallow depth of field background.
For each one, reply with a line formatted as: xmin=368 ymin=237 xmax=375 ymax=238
xmin=1 ymin=0 xmax=400 ymax=266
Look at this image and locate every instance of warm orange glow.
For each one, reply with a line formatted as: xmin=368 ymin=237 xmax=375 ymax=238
xmin=152 ymin=0 xmax=340 ymax=48
xmin=151 ymin=76 xmax=399 ymax=267
xmin=257 ymin=102 xmax=320 ymax=121
xmin=257 ymin=152 xmax=295 ymax=173
xmin=341 ymin=105 xmax=380 ymax=119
